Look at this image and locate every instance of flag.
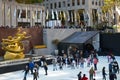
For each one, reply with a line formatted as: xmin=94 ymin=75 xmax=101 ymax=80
xmin=32 ymin=11 xmax=35 ymax=19
xmin=40 ymin=10 xmax=42 ymax=20
xmin=26 ymin=7 xmax=28 ymax=19
xmin=59 ymin=11 xmax=62 ymax=20
xmin=71 ymin=11 xmax=73 ymax=22
xmin=97 ymin=9 xmax=100 ymax=20
xmin=14 ymin=8 xmax=17 ymax=17
xmin=19 ymin=9 xmax=22 ymax=18
xmin=67 ymin=11 xmax=70 ymax=21
xmin=52 ymin=9 xmax=54 ymax=19
xmin=63 ymin=11 xmax=66 ymax=20
xmin=86 ymin=11 xmax=90 ymax=26
xmin=83 ymin=11 xmax=86 ymax=21
xmin=35 ymin=9 xmax=38 ymax=19
xmin=74 ymin=11 xmax=77 ymax=22
xmin=7 ymin=7 xmax=10 ymax=17
xmin=77 ymin=11 xmax=80 ymax=22
xmin=55 ymin=10 xmax=58 ymax=20
xmin=46 ymin=9 xmax=49 ymax=20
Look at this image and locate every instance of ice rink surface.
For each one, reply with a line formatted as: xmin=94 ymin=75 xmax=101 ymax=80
xmin=0 ymin=56 xmax=120 ymax=80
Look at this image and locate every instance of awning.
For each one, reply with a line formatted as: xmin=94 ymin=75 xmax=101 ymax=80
xmin=61 ymin=31 xmax=99 ymax=44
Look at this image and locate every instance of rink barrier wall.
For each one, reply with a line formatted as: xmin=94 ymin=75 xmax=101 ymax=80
xmin=0 ymin=55 xmax=53 ymax=74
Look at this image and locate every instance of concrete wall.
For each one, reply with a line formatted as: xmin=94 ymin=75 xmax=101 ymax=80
xmin=35 ymin=29 xmax=82 ymax=55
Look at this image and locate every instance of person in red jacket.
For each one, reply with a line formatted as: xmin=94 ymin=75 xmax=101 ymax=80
xmin=81 ymin=74 xmax=88 ymax=80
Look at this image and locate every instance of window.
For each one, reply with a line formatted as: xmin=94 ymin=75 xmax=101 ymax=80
xmin=92 ymin=1 xmax=94 ymax=5
xmin=72 ymin=0 xmax=75 ymax=6
xmin=58 ymin=2 xmax=61 ymax=8
xmin=82 ymin=0 xmax=85 ymax=5
xmin=96 ymin=1 xmax=97 ymax=5
xmin=54 ymin=3 xmax=57 ymax=9
xmin=77 ymin=0 xmax=80 ymax=5
xmin=50 ymin=3 xmax=53 ymax=9
xmin=68 ymin=3 xmax=70 ymax=7
xmin=99 ymin=1 xmax=101 ymax=6
xmin=63 ymin=1 xmax=66 ymax=7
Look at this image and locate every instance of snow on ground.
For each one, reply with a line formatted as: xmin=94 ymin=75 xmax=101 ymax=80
xmin=0 ymin=56 xmax=120 ymax=80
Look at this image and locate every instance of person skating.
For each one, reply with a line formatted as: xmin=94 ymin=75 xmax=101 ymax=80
xmin=81 ymin=74 xmax=88 ymax=80
xmin=23 ymin=65 xmax=29 ymax=80
xmin=77 ymin=71 xmax=82 ymax=80
xmin=102 ymin=67 xmax=107 ymax=80
xmin=89 ymin=67 xmax=95 ymax=80
xmin=43 ymin=62 xmax=48 ymax=75
xmin=33 ymin=69 xmax=38 ymax=80
xmin=93 ymin=57 xmax=98 ymax=70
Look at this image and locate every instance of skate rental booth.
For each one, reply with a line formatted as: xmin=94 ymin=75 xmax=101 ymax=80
xmin=57 ymin=31 xmax=99 ymax=57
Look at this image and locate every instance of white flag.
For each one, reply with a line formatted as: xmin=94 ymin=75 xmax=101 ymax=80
xmin=26 ymin=7 xmax=28 ymax=19
xmin=14 ymin=8 xmax=17 ymax=17
xmin=71 ymin=12 xmax=73 ymax=22
xmin=7 ymin=7 xmax=10 ymax=17
xmin=19 ymin=9 xmax=22 ymax=18
xmin=40 ymin=10 xmax=42 ymax=20
xmin=52 ymin=9 xmax=54 ymax=19
xmin=55 ymin=10 xmax=58 ymax=20
xmin=46 ymin=9 xmax=49 ymax=20
xmin=67 ymin=11 xmax=70 ymax=21
xmin=74 ymin=11 xmax=77 ymax=22
xmin=35 ymin=9 xmax=38 ymax=19
xmin=32 ymin=11 xmax=35 ymax=19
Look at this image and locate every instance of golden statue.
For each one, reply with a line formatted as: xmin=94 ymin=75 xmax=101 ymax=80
xmin=1 ymin=28 xmax=30 ymax=60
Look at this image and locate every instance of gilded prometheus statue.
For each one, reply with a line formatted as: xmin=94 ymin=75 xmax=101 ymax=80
xmin=1 ymin=28 xmax=30 ymax=60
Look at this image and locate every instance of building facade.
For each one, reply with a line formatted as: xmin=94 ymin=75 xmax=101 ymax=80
xmin=0 ymin=0 xmax=45 ymax=27
xmin=41 ymin=0 xmax=104 ymax=27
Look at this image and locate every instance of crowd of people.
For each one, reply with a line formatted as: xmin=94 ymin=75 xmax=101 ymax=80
xmin=22 ymin=48 xmax=119 ymax=80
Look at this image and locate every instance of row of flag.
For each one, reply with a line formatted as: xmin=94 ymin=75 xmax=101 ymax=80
xmin=4 ymin=6 xmax=119 ymax=24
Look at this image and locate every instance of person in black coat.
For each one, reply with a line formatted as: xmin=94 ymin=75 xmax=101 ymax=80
xmin=77 ymin=71 xmax=82 ymax=80
xmin=102 ymin=67 xmax=107 ymax=80
xmin=23 ymin=65 xmax=29 ymax=80
xmin=109 ymin=70 xmax=117 ymax=80
xmin=43 ymin=62 xmax=48 ymax=75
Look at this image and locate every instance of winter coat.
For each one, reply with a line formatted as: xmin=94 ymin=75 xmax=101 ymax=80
xmin=81 ymin=77 xmax=88 ymax=80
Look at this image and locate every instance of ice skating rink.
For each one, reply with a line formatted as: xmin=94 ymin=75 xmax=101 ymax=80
xmin=0 ymin=56 xmax=120 ymax=80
